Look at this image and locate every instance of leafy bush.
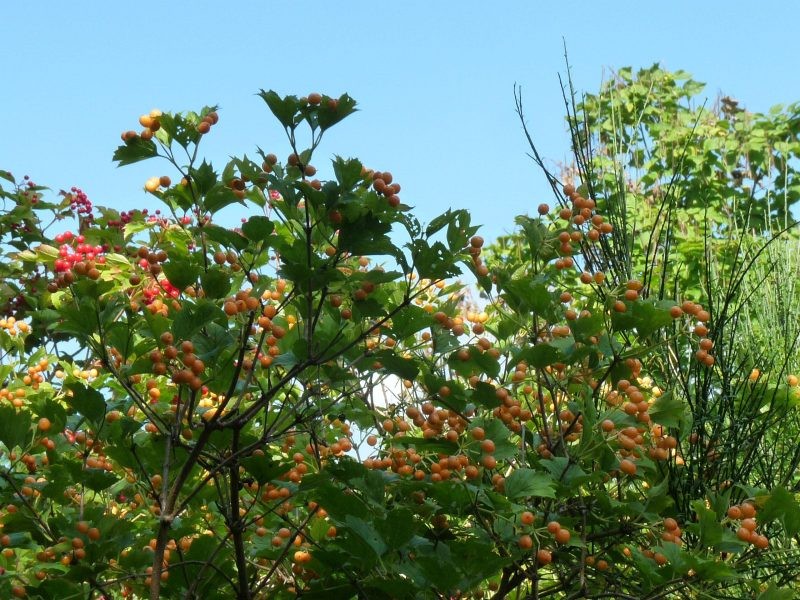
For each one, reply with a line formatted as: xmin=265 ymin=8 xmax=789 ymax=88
xmin=0 ymin=74 xmax=797 ymax=599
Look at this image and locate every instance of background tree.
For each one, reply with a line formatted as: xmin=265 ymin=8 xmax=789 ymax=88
xmin=489 ymin=64 xmax=800 ymax=598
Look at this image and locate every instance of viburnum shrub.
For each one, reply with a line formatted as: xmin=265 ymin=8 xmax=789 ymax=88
xmin=0 ymin=86 xmax=797 ymax=600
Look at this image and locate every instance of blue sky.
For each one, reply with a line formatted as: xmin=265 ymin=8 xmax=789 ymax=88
xmin=2 ymin=1 xmax=799 ymax=243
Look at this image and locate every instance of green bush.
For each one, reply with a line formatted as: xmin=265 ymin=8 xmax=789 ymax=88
xmin=0 ymin=71 xmax=797 ymax=599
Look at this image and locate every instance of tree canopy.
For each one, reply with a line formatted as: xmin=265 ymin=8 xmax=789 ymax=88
xmin=0 ymin=69 xmax=798 ymax=599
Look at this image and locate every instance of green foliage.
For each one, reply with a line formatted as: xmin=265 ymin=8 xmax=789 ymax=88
xmin=0 ymin=72 xmax=798 ymax=600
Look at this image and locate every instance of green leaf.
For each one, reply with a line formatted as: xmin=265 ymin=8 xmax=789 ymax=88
xmin=241 ymin=216 xmax=274 ymax=242
xmin=258 ymin=90 xmax=300 ymax=129
xmin=471 ymin=381 xmax=502 ymax=408
xmin=758 ymin=583 xmax=797 ymax=600
xmin=65 ymin=382 xmax=107 ymax=424
xmin=240 ymin=456 xmax=292 ymax=485
xmin=515 ymin=340 xmax=568 ymax=369
xmin=410 ymin=239 xmax=463 ymax=280
xmin=316 ymin=94 xmax=358 ymax=131
xmin=391 ymin=305 xmax=431 ymax=339
xmin=541 ymin=456 xmax=589 ymax=487
xmin=390 ymin=437 xmax=459 ymax=455
xmin=345 ymin=515 xmax=387 ymax=558
xmin=501 ymin=278 xmax=560 ymax=321
xmin=191 ymin=160 xmax=218 ymax=195
xmin=301 ymin=477 xmax=368 ymax=519
xmin=648 ymin=391 xmax=688 ymax=429
xmin=371 ymin=350 xmax=419 ymax=379
xmin=612 ymin=299 xmax=674 ymax=338
xmin=332 ymin=156 xmax=363 ymax=190
xmin=162 ymin=259 xmax=200 ymax=290
xmin=692 ymin=500 xmax=724 ymax=549
xmin=81 ymin=468 xmax=119 ymax=492
xmin=503 ymin=468 xmax=556 ymax=500
xmin=200 ymin=268 xmax=231 ymax=299
xmin=760 ymin=487 xmax=800 ymax=536
xmin=339 ymin=215 xmax=393 ymax=256
xmin=426 ymin=209 xmax=459 ymax=238
xmin=376 ymin=508 xmax=416 ymax=550
xmin=445 ymin=209 xmax=477 ymax=250
xmin=202 ymin=224 xmax=248 ymax=251
xmin=204 ymin=183 xmax=243 ymax=214
xmin=174 ymin=300 xmax=224 ymax=340
xmin=113 ymin=137 xmax=159 ymax=166
xmin=0 ymin=405 xmax=32 ymax=451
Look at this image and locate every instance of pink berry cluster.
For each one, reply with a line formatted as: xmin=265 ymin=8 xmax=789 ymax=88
xmin=106 ymin=211 xmax=135 ymax=229
xmin=107 ymin=208 xmax=151 ymax=229
xmin=53 ymin=232 xmax=107 ymax=273
xmin=67 ymin=187 xmax=93 ymax=220
xmin=7 ymin=176 xmax=42 ymax=227
xmin=142 ymin=279 xmax=180 ymax=304
xmin=20 ymin=175 xmax=42 ymax=205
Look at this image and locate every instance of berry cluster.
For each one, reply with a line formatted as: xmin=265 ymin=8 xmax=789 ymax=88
xmin=0 ymin=315 xmax=30 ymax=337
xmin=729 ymin=502 xmax=769 ymax=549
xmin=145 ymin=175 xmax=171 ymax=194
xmin=142 ymin=279 xmax=180 ymax=304
xmin=121 ymin=109 xmax=164 ymax=142
xmin=196 ymin=111 xmax=219 ymax=135
xmin=130 ymin=248 xmax=180 ymax=301
xmin=66 ymin=187 xmax=93 ymax=220
xmin=20 ymin=175 xmax=42 ymax=205
xmin=467 ymin=235 xmax=489 ymax=277
xmin=368 ymin=169 xmax=402 ymax=208
xmin=52 ymin=232 xmax=106 ymax=274
xmin=106 ymin=210 xmax=136 ymax=229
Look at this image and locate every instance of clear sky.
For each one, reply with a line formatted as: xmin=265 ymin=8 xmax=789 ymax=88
xmin=2 ymin=1 xmax=799 ymax=243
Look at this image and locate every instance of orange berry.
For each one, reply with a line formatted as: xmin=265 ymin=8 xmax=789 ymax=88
xmin=624 ymin=289 xmax=639 ymax=301
xmin=619 ymin=459 xmax=637 ymax=475
xmin=293 ymin=550 xmax=311 ymax=564
xmin=555 ymin=528 xmax=571 ymax=544
xmin=727 ymin=506 xmax=742 ymax=520
xmin=740 ymin=502 xmax=756 ymax=518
